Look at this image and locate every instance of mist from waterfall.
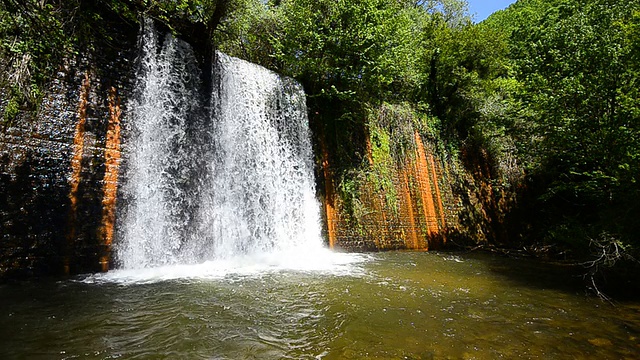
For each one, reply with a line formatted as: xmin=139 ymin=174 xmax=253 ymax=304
xmin=110 ymin=19 xmax=343 ymax=278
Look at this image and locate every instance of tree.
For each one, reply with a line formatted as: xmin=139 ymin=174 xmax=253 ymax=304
xmin=0 ymin=0 xmax=71 ymax=121
xmin=488 ymin=0 xmax=640 ymax=257
xmin=267 ymin=0 xmax=423 ymax=104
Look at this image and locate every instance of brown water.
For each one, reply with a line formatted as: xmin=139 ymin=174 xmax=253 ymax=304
xmin=1 ymin=251 xmax=639 ymax=359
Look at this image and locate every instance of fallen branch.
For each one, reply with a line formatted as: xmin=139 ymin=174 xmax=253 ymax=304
xmin=580 ymin=233 xmax=638 ymax=303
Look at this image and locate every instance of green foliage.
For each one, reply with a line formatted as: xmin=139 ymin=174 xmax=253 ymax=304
xmin=214 ymin=0 xmax=281 ymax=67
xmin=480 ymin=0 xmax=640 ymax=258
xmin=141 ymin=0 xmax=221 ymax=31
xmin=0 ymin=0 xmax=71 ymax=117
xmin=3 ymin=93 xmax=19 ymax=123
xmin=418 ymin=11 xmax=507 ymax=135
xmin=216 ymin=0 xmax=479 ymax=106
xmin=368 ymin=121 xmax=399 ymax=214
xmin=268 ymin=0 xmax=423 ymax=104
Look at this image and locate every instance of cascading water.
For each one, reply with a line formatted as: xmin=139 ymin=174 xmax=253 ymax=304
xmin=196 ymin=52 xmax=322 ymax=260
xmin=115 ymin=19 xmax=326 ymax=273
xmin=117 ymin=19 xmax=206 ymax=269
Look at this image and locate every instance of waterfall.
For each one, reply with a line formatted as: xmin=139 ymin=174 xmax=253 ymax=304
xmin=117 ymin=19 xmax=322 ymax=269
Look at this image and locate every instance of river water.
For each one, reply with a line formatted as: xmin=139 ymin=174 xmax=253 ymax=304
xmin=1 ymin=251 xmax=638 ymax=359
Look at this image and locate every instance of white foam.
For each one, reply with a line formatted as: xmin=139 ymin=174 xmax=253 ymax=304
xmin=84 ymin=248 xmax=370 ymax=285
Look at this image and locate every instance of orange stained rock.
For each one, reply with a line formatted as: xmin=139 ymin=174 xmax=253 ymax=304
xmin=372 ymin=188 xmax=389 ymax=249
xmin=66 ymin=73 xmax=90 ymax=274
xmin=364 ymin=133 xmax=389 ymax=246
xmin=365 ymin=133 xmax=374 ymax=166
xmin=413 ymin=131 xmax=439 ymax=236
xmin=428 ymin=153 xmax=446 ymax=235
xmin=400 ymin=167 xmax=420 ymax=249
xmin=99 ymin=86 xmax=122 ymax=272
xmin=320 ymin=141 xmax=337 ymax=249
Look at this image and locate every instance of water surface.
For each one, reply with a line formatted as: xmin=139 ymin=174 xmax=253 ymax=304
xmin=1 ymin=251 xmax=639 ymax=359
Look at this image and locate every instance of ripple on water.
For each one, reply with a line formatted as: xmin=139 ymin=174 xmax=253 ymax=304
xmin=1 ymin=252 xmax=639 ymax=359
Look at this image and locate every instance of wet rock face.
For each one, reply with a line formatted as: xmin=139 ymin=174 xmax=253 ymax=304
xmin=321 ymin=132 xmax=452 ymax=252
xmin=0 ymin=34 xmax=136 ymax=279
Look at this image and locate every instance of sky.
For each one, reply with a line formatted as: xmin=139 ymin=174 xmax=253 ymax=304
xmin=467 ymin=0 xmax=517 ymax=22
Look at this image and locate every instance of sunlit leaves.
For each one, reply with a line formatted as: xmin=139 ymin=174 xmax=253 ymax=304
xmin=268 ymin=0 xmax=424 ymax=103
xmin=0 ymin=0 xmax=71 ymax=120
xmin=486 ymin=0 xmax=640 ymax=250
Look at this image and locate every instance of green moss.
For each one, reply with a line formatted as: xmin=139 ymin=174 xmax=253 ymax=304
xmin=335 ymin=102 xmax=447 ymax=225
xmin=368 ymin=124 xmax=399 ymax=215
xmin=3 ymin=96 xmax=19 ymax=123
xmin=336 ymin=171 xmax=367 ymax=235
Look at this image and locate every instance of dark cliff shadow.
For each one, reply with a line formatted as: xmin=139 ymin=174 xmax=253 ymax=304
xmin=0 ymin=2 xmax=140 ymax=279
xmin=0 ymin=151 xmax=69 ymax=279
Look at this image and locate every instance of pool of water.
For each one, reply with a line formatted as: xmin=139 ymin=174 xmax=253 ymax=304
xmin=1 ymin=251 xmax=639 ymax=359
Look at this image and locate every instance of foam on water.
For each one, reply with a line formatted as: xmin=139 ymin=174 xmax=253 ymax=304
xmin=86 ymin=249 xmax=370 ymax=284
